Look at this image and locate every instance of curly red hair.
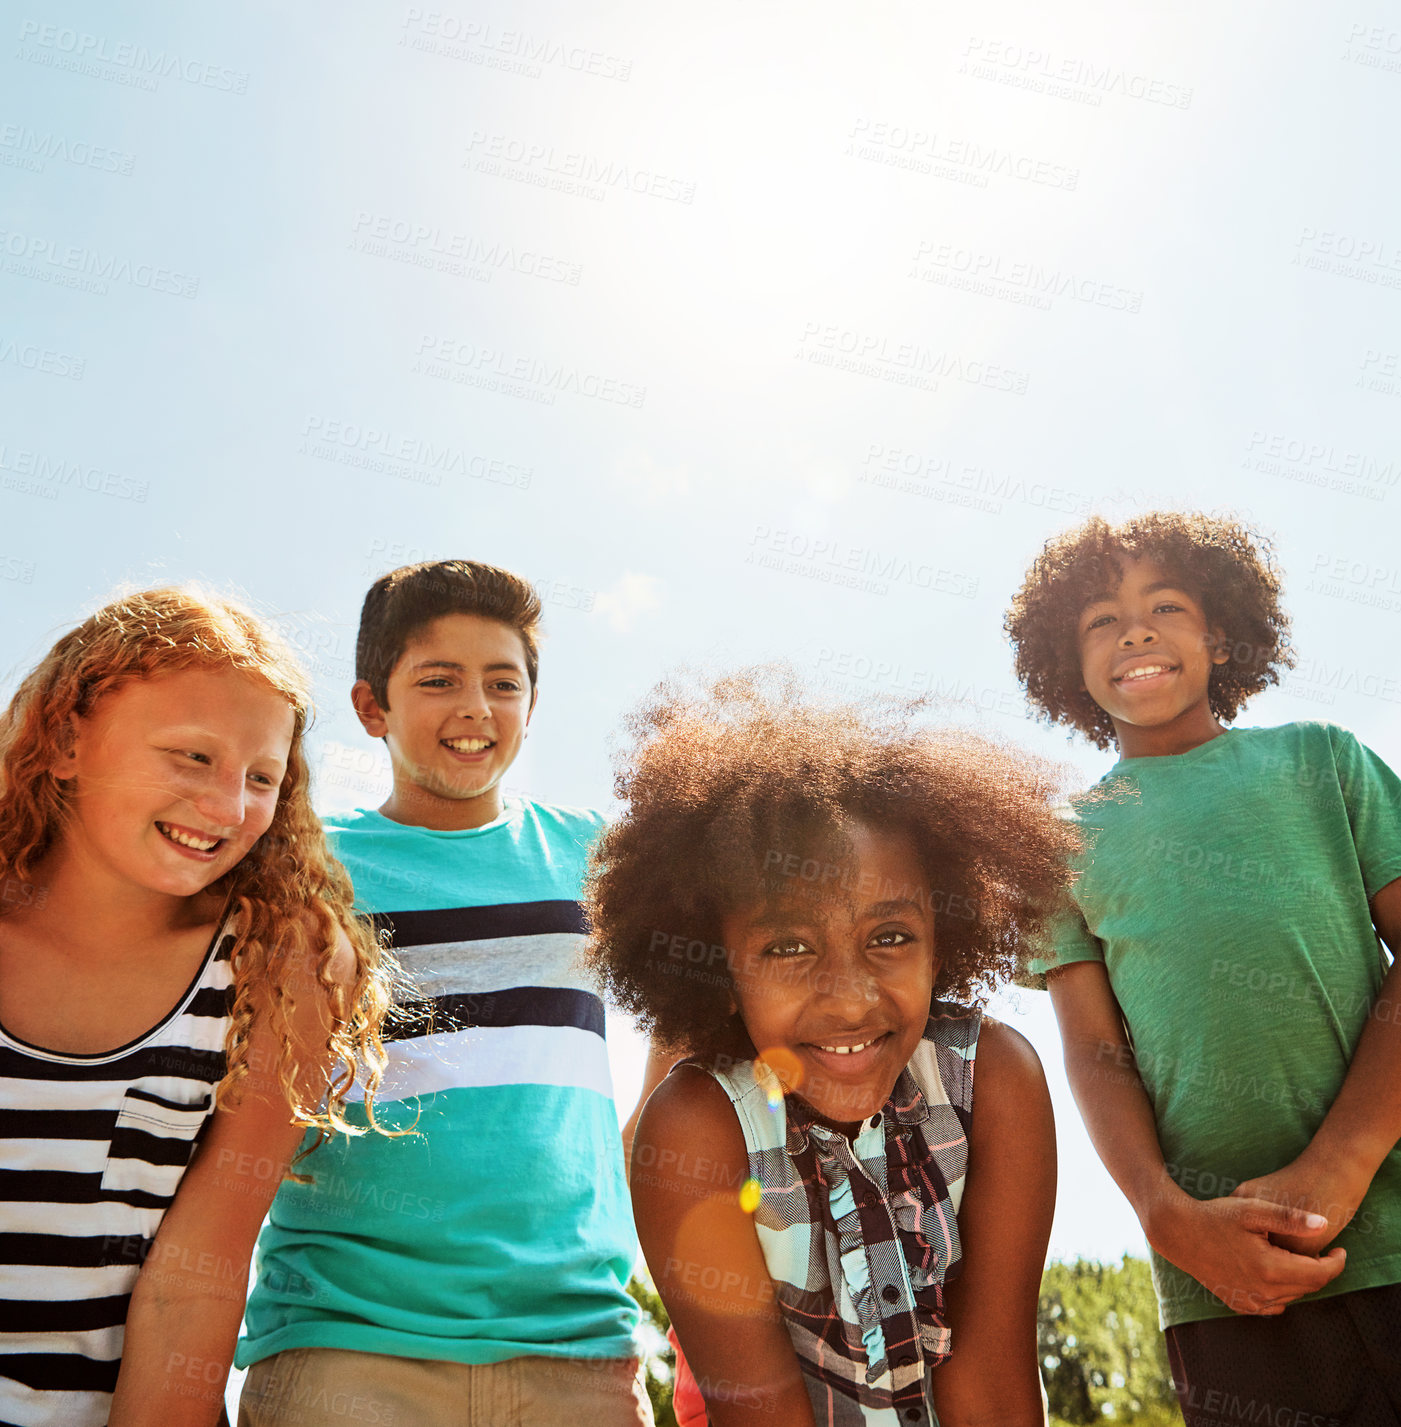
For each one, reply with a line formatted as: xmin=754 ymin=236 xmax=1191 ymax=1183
xmin=0 ymin=587 xmax=391 ymax=1139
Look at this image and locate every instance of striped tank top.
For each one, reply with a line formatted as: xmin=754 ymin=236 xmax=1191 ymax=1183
xmin=0 ymin=923 xmax=233 ymax=1427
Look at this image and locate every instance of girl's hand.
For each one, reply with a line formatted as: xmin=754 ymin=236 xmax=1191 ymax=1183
xmin=1147 ymin=1189 xmax=1346 ymax=1316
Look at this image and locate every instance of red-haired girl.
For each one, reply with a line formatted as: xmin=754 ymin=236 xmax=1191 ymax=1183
xmin=0 ymin=588 xmax=390 ymax=1427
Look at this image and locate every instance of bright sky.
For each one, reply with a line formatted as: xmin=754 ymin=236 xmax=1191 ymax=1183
xmin=5 ymin=0 xmax=1401 ymax=1377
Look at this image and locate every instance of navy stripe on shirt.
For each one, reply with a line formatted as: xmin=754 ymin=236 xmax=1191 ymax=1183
xmin=371 ymin=900 xmax=587 ymax=948
xmin=383 ymin=986 xmax=605 ymax=1043
xmin=0 ymin=1232 xmax=148 ymax=1269
xmin=0 ymin=1109 xmax=116 ymax=1140
xmin=0 ymin=1169 xmax=170 ymax=1210
xmin=0 ymin=1352 xmax=119 ymax=1394
xmin=0 ymin=1045 xmax=224 ymax=1084
xmin=0 ymin=1293 xmax=130 ymax=1335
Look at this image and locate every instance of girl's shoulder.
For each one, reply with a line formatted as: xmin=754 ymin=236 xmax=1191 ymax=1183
xmin=904 ymin=1009 xmax=1044 ymax=1122
xmin=965 ymin=1015 xmax=1049 ymax=1116
xmin=649 ymin=1059 xmax=742 ymax=1123
xmin=631 ymin=1063 xmax=749 ymax=1199
xmin=680 ymin=1052 xmax=791 ymax=1159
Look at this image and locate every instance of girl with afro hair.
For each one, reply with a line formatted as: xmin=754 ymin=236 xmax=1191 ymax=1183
xmin=587 ymin=669 xmax=1077 ymax=1427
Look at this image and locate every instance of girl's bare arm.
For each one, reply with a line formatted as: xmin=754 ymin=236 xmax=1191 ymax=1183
xmin=109 ymin=932 xmax=356 ymax=1427
xmin=632 ymin=1067 xmax=816 ymax=1427
xmin=931 ymin=1018 xmax=1055 ymax=1426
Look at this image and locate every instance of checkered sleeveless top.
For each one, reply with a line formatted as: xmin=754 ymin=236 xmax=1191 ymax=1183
xmin=704 ymin=1003 xmax=979 ymax=1427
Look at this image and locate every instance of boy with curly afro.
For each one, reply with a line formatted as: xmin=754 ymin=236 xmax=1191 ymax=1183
xmin=1007 ymin=512 xmax=1401 ymax=1425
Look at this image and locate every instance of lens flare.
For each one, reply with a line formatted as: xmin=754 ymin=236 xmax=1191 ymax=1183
xmin=755 ymin=1045 xmax=803 ymax=1091
xmin=738 ymin=1177 xmax=762 ymax=1214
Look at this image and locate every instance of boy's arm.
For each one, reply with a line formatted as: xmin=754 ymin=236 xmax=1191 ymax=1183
xmin=930 ymin=1020 xmax=1055 ymax=1427
xmin=1049 ymin=961 xmax=1346 ymax=1315
xmin=620 ymin=1036 xmax=683 ymax=1170
xmin=109 ymin=933 xmax=355 ymax=1427
xmin=1233 ymin=876 xmax=1401 ymax=1249
xmin=632 ymin=1069 xmax=816 ymax=1426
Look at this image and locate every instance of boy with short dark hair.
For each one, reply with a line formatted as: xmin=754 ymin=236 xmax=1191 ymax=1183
xmin=237 ymin=560 xmax=653 ymax=1426
xmin=1007 ymin=513 xmax=1401 ymax=1425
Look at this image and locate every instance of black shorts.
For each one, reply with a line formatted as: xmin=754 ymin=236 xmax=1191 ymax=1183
xmin=1166 ymin=1284 xmax=1401 ymax=1427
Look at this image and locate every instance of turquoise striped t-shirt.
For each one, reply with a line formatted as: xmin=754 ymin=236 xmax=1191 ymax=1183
xmin=237 ymin=799 xmax=641 ymax=1366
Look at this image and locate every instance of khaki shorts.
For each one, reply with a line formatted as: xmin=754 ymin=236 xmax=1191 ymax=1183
xmin=238 ymin=1347 xmax=653 ymax=1427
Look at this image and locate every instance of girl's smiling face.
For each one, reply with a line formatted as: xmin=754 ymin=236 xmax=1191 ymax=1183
xmin=55 ymin=667 xmax=294 ymax=902
xmin=720 ymin=823 xmax=939 ymax=1136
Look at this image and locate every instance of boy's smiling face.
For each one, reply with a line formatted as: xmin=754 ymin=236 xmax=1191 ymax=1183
xmin=353 ymin=612 xmax=535 ymax=830
xmin=1076 ymin=553 xmax=1231 ymax=758
xmin=720 ymin=823 xmax=938 ymax=1136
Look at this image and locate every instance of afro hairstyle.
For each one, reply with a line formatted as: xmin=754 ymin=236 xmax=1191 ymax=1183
xmin=1004 ymin=511 xmax=1293 ymax=750
xmin=585 ymin=669 xmax=1078 ymax=1061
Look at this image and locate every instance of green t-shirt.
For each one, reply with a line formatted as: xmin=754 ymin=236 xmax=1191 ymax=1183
xmin=1040 ymin=722 xmax=1401 ymax=1328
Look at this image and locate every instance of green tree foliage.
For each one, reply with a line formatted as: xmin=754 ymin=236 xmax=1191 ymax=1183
xmin=627 ymin=1273 xmax=679 ymax=1427
xmin=1040 ymin=1257 xmax=1181 ymax=1427
xmin=630 ymin=1258 xmax=1181 ymax=1427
